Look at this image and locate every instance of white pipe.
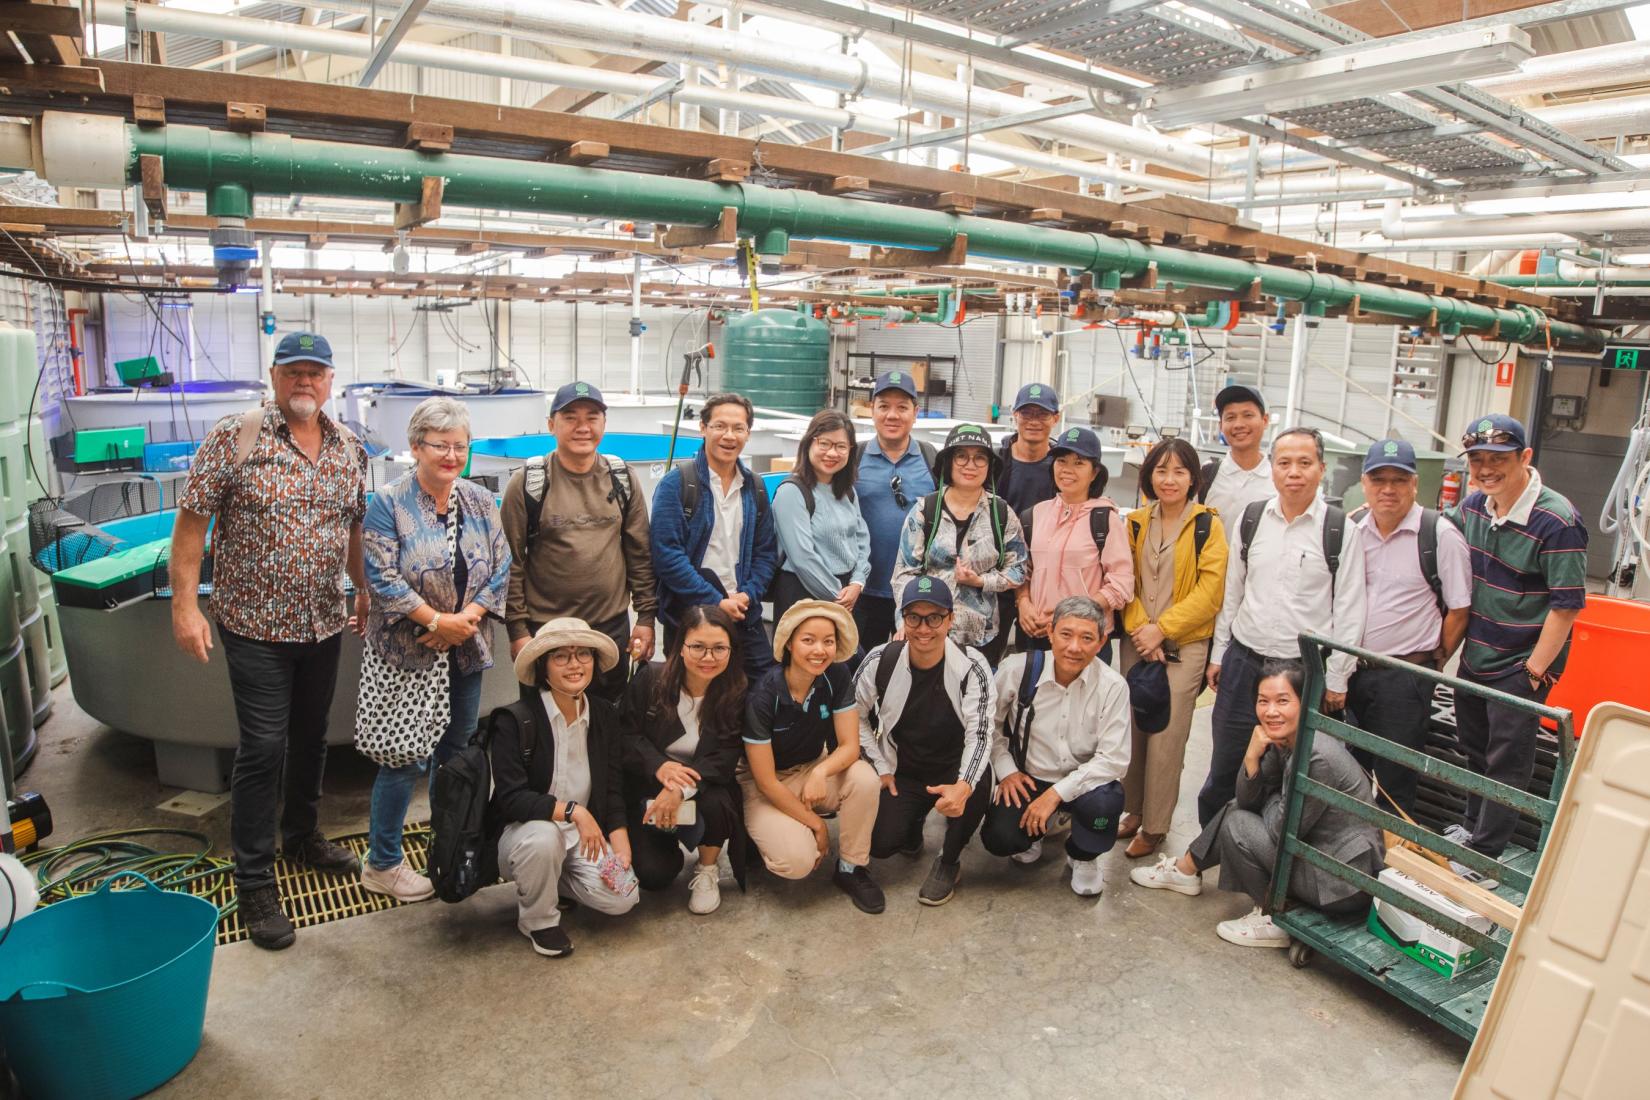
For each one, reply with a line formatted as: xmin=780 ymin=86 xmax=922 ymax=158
xmin=1535 ymin=93 xmax=1650 ymax=141
xmin=630 ymin=253 xmax=642 ymax=396
xmin=1380 ymin=199 xmax=1650 ymax=241
xmin=1284 ymin=316 xmax=1315 ymax=430
xmin=267 ymin=0 xmax=1229 ymax=174
xmin=109 ymin=5 xmax=1196 ymax=194
xmin=1468 ymin=249 xmax=1522 ymax=277
xmin=1475 ymin=39 xmax=1650 ymax=98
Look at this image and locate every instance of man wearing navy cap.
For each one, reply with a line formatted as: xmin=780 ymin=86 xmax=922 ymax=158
xmin=1446 ymin=414 xmax=1587 ymax=880
xmin=853 ymin=371 xmax=938 ymax=648
xmin=1346 ymin=438 xmax=1472 ymax=815
xmin=995 ymin=382 xmax=1062 ymax=653
xmin=502 ymin=380 xmax=657 ymax=702
xmin=1200 ymin=384 xmax=1273 ymax=526
xmin=171 ymin=330 xmax=369 ymax=950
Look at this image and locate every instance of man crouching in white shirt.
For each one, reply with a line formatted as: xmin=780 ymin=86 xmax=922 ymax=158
xmin=982 ymin=596 xmax=1131 ymax=897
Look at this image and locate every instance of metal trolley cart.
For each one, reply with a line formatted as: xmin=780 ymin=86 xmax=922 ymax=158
xmin=1268 ymin=634 xmax=1575 ymax=1040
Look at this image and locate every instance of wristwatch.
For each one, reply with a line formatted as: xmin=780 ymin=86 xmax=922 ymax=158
xmin=428 ymin=612 xmax=441 ymax=634
xmin=563 ymin=800 xmax=578 ymax=823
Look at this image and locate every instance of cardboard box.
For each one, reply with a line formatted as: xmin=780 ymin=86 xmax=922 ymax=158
xmin=1367 ymin=866 xmax=1493 ymax=977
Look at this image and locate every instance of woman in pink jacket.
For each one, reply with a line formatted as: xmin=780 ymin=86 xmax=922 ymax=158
xmin=1015 ymin=426 xmax=1133 ymax=661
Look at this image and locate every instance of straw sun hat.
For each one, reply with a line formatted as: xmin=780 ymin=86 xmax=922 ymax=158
xmin=512 ymin=617 xmax=621 ymax=685
xmin=771 ymin=599 xmax=859 ymax=664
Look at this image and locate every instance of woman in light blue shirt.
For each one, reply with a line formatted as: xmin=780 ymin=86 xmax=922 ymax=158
xmin=768 ymin=410 xmax=872 ymax=627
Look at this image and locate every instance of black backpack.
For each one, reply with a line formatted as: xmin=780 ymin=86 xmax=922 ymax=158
xmin=1001 ymin=649 xmax=1044 ymax=774
xmin=916 ymin=490 xmax=1008 ymax=568
xmin=427 ymin=700 xmax=534 ymax=904
xmin=1196 ymin=458 xmax=1222 ymax=505
xmin=677 ymin=459 xmax=770 ymax=525
xmin=853 ymin=439 xmax=938 ymax=480
xmin=1022 ymin=504 xmax=1116 ymax=560
xmin=1128 ymin=510 xmax=1215 ymax=564
xmin=1348 ymin=504 xmax=1446 ymax=615
xmin=521 ymin=454 xmax=632 ymax=555
xmin=1238 ymin=499 xmax=1348 ymax=597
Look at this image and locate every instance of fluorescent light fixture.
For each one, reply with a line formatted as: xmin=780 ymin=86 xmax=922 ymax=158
xmin=1144 ymin=25 xmax=1534 ymax=129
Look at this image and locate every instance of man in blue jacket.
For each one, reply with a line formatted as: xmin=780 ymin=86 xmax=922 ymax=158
xmin=650 ymin=392 xmax=778 ymax=677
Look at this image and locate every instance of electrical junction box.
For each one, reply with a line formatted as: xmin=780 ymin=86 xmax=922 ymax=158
xmin=1366 ymin=867 xmax=1493 ymax=978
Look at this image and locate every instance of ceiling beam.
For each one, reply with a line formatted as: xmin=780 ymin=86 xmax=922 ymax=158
xmin=357 ymin=0 xmax=433 ymax=87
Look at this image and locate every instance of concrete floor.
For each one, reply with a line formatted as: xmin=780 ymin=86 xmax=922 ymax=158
xmin=19 ymin=676 xmax=1469 ymax=1099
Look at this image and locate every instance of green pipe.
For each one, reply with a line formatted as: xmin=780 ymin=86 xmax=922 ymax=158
xmin=1492 ymin=274 xmax=1650 ymax=288
xmin=121 ymin=123 xmax=1607 ymax=350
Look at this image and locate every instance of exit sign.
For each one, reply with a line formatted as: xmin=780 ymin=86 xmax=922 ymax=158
xmin=1606 ymin=345 xmax=1650 ymax=370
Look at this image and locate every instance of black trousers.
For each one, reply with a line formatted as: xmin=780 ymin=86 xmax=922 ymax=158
xmin=529 ymin=612 xmax=631 ymax=704
xmin=1345 ymin=661 xmax=1435 ymax=816
xmin=981 ymin=778 xmax=1124 ymax=862
xmin=1454 ymin=665 xmax=1550 ymax=858
xmin=1197 ymin=639 xmax=1268 ymax=826
xmin=869 ymin=770 xmax=991 ymax=864
xmin=219 ymin=628 xmax=343 ymax=892
xmin=853 ymin=594 xmax=897 ymax=651
xmin=626 ymin=781 xmax=740 ymax=892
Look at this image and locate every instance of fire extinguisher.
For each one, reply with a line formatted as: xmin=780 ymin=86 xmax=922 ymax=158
xmin=1440 ymin=469 xmax=1463 ymax=508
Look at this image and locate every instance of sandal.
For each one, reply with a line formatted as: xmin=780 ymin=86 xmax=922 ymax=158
xmin=1125 ymin=831 xmax=1165 ymax=859
xmin=1117 ymin=814 xmax=1142 ymax=841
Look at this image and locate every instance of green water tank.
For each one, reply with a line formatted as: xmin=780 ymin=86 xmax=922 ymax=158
xmin=721 ymin=309 xmax=830 ymax=416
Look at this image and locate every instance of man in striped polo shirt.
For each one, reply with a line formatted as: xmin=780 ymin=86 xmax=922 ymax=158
xmin=1449 ymin=414 xmax=1586 ymax=878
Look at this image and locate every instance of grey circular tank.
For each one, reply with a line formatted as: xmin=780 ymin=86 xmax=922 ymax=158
xmin=720 ymin=309 xmax=830 ymax=416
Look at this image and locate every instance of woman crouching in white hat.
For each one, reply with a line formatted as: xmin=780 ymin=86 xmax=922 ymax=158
xmin=740 ymin=599 xmax=886 ymax=914
xmin=491 ymin=618 xmax=640 ymax=957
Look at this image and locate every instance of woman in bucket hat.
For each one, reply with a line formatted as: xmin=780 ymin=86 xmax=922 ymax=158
xmin=489 ymin=618 xmax=640 ymax=958
xmin=889 ymin=423 xmax=1028 ymax=662
xmin=740 ymin=599 xmax=886 ymax=914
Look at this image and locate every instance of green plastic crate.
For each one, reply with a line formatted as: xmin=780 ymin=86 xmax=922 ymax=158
xmin=72 ymin=426 xmax=147 ymax=464
xmin=115 ymin=355 xmax=163 ymax=384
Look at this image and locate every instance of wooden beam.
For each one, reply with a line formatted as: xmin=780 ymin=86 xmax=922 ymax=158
xmin=403 ymin=122 xmax=453 ymax=153
xmin=700 ymin=158 xmax=750 ymax=183
xmin=1384 ymin=846 xmax=1521 ymax=931
xmin=0 ymin=61 xmax=100 ymax=89
xmin=661 ymin=206 xmax=738 ymax=250
xmin=132 ymin=94 xmax=166 ymax=127
xmin=868 ymin=234 xmax=967 ymax=269
xmin=139 ymin=154 xmax=167 ymax=222
xmin=933 ymin=191 xmax=975 ymax=215
xmin=820 ymin=176 xmax=868 ymax=195
xmin=558 ymin=140 xmax=609 ymax=166
xmin=393 ymin=176 xmax=444 ymax=231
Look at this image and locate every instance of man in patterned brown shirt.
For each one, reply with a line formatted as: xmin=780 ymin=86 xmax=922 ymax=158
xmin=170 ymin=331 xmax=369 ymax=951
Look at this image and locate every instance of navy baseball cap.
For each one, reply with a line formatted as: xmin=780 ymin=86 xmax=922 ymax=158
xmin=1460 ymin=413 xmax=1528 ymax=454
xmin=1049 ymin=425 xmax=1102 ymax=463
xmin=1363 ymin=438 xmax=1418 ymax=475
xmin=1126 ymin=659 xmax=1172 ymax=735
xmin=872 ymin=370 xmax=919 ymax=400
xmin=550 ymin=380 xmax=607 ymax=416
xmin=1214 ymin=384 xmax=1265 ymax=414
xmin=273 ymin=331 xmax=334 ymax=368
xmin=1012 ymin=382 xmax=1059 ymax=413
xmin=900 ymin=575 xmax=954 ymax=612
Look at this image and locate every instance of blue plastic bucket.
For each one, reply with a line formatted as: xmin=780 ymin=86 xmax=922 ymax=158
xmin=0 ymin=871 xmax=218 ymax=1099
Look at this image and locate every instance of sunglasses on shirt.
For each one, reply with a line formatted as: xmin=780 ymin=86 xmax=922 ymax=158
xmin=891 ymin=474 xmax=909 ymax=510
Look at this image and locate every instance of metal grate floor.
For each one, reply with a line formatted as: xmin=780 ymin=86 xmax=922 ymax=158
xmin=207 ymin=826 xmax=434 ymax=946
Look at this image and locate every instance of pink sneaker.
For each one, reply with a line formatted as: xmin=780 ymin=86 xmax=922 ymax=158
xmin=361 ymin=860 xmax=435 ymax=903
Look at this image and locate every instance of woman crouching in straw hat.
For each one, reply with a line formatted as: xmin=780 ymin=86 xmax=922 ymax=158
xmin=740 ymin=599 xmax=886 ymax=914
xmin=489 ymin=618 xmax=640 ymax=958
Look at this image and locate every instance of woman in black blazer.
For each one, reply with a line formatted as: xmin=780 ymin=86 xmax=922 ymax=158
xmin=622 ymin=604 xmax=749 ymax=914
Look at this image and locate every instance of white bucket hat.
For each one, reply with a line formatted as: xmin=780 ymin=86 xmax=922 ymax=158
xmin=512 ymin=617 xmax=621 ymax=685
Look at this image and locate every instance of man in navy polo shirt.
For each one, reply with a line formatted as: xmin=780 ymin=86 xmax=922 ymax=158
xmin=854 ymin=370 xmax=937 ymax=649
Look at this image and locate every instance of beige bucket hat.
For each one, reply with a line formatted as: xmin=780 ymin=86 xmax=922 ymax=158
xmin=512 ymin=617 xmax=621 ymax=685
xmin=771 ymin=599 xmax=859 ymax=664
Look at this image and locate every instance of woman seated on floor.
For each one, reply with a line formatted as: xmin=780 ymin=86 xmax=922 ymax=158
xmin=622 ymin=604 xmax=748 ymax=915
xmin=1129 ymin=658 xmax=1383 ymax=948
xmin=490 ymin=618 xmax=640 ymax=959
xmin=740 ymin=599 xmax=886 ymax=915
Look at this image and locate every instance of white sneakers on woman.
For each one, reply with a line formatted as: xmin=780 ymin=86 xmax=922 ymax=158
xmin=1216 ymin=907 xmax=1290 ymax=948
xmin=360 ymin=860 xmax=435 ymax=903
xmin=687 ymin=864 xmax=721 ymax=915
xmin=1128 ymin=855 xmax=1204 ymax=896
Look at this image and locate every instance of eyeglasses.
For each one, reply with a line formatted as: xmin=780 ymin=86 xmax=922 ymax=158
xmin=1461 ymin=428 xmax=1521 ymax=449
xmin=705 ymin=422 xmax=750 ymax=436
xmin=548 ymin=649 xmax=595 ymax=667
xmin=1015 ymin=407 xmax=1055 ymax=421
xmin=901 ymin=610 xmax=950 ymax=629
xmin=419 ymin=440 xmax=469 ymax=457
xmin=891 ymin=474 xmax=909 ymax=510
xmin=952 ymin=452 xmax=990 ymax=468
xmin=813 ymin=440 xmax=851 ymax=456
xmin=682 ymin=643 xmax=731 ymax=659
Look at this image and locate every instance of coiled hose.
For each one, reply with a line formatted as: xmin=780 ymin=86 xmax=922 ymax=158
xmin=18 ymin=828 xmax=237 ymax=917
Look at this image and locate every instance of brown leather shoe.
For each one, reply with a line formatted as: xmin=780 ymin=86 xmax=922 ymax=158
xmin=1125 ymin=831 xmax=1165 ymax=859
xmin=1117 ymin=814 xmax=1142 ymax=841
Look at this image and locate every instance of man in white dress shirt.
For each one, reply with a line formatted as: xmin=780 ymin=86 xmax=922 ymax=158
xmin=1199 ymin=427 xmax=1367 ymax=825
xmin=1200 ymin=385 xmax=1274 ymax=529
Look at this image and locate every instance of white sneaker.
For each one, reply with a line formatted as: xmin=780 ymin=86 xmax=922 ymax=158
xmin=1216 ymin=907 xmax=1290 ymax=949
xmin=1129 ymin=854 xmax=1203 ymax=896
xmin=1068 ymin=856 xmax=1104 ymax=897
xmin=1442 ymin=823 xmax=1472 ymax=845
xmin=361 ymin=859 xmax=435 ymax=903
xmin=687 ymin=864 xmax=721 ymax=915
xmin=1011 ymin=839 xmax=1044 ymax=865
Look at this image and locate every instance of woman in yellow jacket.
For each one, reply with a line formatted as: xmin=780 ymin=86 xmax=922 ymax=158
xmin=1117 ymin=437 xmax=1228 ymax=859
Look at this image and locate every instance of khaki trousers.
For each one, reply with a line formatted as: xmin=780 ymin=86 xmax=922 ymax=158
xmin=739 ymin=755 xmax=879 ymax=878
xmin=1120 ymin=637 xmax=1209 ymax=837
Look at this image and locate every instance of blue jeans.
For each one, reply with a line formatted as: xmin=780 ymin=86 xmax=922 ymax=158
xmin=367 ymin=667 xmax=485 ymax=871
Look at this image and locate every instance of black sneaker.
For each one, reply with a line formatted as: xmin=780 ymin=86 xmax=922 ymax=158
xmin=522 ymin=925 xmax=574 ymax=958
xmin=918 ymin=857 xmax=960 ymax=906
xmin=285 ymin=831 xmax=362 ymax=877
xmin=832 ymin=864 xmax=886 ymax=914
xmin=239 ymin=884 xmax=295 ymax=951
